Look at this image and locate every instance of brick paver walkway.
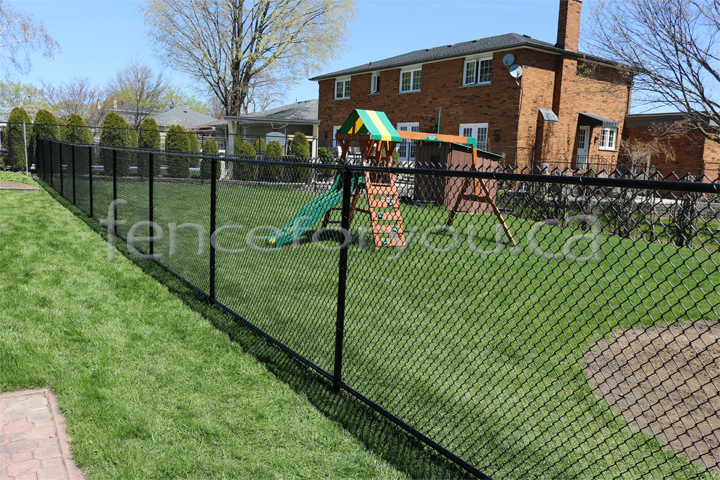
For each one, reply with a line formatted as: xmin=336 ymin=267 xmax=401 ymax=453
xmin=0 ymin=389 xmax=84 ymax=480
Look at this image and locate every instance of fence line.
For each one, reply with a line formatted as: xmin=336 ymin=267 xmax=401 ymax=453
xmin=38 ymin=137 xmax=720 ymax=479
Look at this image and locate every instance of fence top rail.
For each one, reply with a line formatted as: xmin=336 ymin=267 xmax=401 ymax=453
xmin=41 ymin=138 xmax=720 ymax=194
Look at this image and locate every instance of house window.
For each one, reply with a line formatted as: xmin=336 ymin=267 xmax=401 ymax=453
xmin=459 ymin=123 xmax=489 ymax=149
xmin=463 ymin=58 xmax=492 ymax=85
xmin=397 ymin=122 xmax=419 ymax=162
xmin=332 ymin=125 xmax=341 ymax=149
xmin=371 ymin=74 xmax=379 ymax=93
xmin=599 ymin=127 xmax=617 ymax=150
xmin=335 ymin=78 xmax=351 ymax=99
xmin=400 ymin=69 xmax=422 ymax=93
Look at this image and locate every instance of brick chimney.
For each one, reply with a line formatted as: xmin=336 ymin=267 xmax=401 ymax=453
xmin=556 ymin=0 xmax=582 ymax=51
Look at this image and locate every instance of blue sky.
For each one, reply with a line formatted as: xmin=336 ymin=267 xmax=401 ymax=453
xmin=17 ymin=0 xmax=594 ymax=112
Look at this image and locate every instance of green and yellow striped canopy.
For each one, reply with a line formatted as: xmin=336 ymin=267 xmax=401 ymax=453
xmin=338 ymin=110 xmax=402 ymax=142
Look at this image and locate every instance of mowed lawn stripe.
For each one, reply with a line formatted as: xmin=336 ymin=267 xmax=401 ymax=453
xmin=0 ymin=189 xmax=409 ymax=480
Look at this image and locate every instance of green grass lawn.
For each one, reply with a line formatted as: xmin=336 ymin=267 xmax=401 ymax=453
xmin=41 ymin=173 xmax=720 ymax=479
xmin=0 ymin=187 xmax=426 ymax=480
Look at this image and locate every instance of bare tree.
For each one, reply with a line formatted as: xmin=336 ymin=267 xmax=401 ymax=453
xmin=242 ymin=71 xmax=288 ymax=113
xmin=206 ymin=96 xmax=226 ymax=119
xmin=140 ymin=0 xmax=354 ymax=116
xmin=620 ymin=120 xmax=695 ymax=178
xmin=0 ymin=0 xmax=59 ymax=74
xmin=108 ymin=58 xmax=168 ymax=128
xmin=586 ymin=0 xmax=720 ymax=143
xmin=41 ymin=77 xmax=108 ymax=124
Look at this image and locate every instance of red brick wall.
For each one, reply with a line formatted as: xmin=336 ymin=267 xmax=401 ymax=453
xmin=317 ymin=51 xmax=522 ymax=154
xmin=316 ymin=50 xmax=630 ymax=170
xmin=702 ymin=137 xmax=720 ymax=182
xmin=536 ymin=59 xmax=629 ymax=170
xmin=557 ymin=0 xmax=583 ymax=51
xmin=622 ymin=125 xmax=714 ymax=179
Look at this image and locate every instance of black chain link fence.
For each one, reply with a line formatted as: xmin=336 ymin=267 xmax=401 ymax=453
xmin=37 ymin=137 xmax=720 ymax=479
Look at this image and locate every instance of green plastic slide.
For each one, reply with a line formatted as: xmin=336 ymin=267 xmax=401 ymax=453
xmin=267 ymin=174 xmax=364 ymax=248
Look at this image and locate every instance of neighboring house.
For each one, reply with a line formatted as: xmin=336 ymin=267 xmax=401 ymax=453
xmin=151 ymin=106 xmax=219 ymax=149
xmin=310 ymin=0 xmax=631 ymax=172
xmin=622 ymin=113 xmax=720 ymax=180
xmin=224 ymin=99 xmax=320 ymax=156
xmin=195 ymin=118 xmax=229 ymax=153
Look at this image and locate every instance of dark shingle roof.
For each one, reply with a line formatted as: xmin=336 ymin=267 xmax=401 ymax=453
xmin=226 ymin=99 xmax=318 ymax=124
xmin=310 ymin=33 xmax=609 ymax=81
xmin=152 ymin=107 xmax=218 ymax=129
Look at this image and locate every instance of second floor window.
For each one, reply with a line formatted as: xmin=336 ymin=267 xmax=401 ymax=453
xmin=371 ymin=74 xmax=379 ymax=93
xmin=464 ymin=58 xmax=492 ymax=85
xmin=335 ymin=79 xmax=351 ymax=99
xmin=400 ymin=69 xmax=422 ymax=92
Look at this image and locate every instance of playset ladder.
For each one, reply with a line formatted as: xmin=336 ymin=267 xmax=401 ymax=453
xmin=322 ymin=134 xmax=406 ymax=249
xmin=364 ymin=171 xmax=406 ymax=248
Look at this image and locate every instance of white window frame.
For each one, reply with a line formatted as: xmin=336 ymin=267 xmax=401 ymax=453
xmin=463 ymin=57 xmax=492 ymax=86
xmin=459 ymin=123 xmax=489 ymax=150
xmin=599 ymin=127 xmax=617 ymax=150
xmin=335 ymin=77 xmax=351 ymax=100
xmin=370 ymin=73 xmax=379 ymax=94
xmin=399 ymin=68 xmax=422 ymax=93
xmin=396 ymin=122 xmax=419 ymax=162
xmin=332 ymin=125 xmax=342 ymax=149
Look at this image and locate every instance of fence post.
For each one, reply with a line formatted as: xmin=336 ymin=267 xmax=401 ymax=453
xmin=49 ymin=141 xmax=53 ymax=188
xmin=89 ymin=146 xmax=93 ymax=219
xmin=71 ymin=144 xmax=76 ymax=205
xmin=59 ymin=143 xmax=64 ymax=196
xmin=113 ymin=149 xmax=117 ymax=221
xmin=332 ymin=167 xmax=352 ymax=393
xmin=149 ymin=153 xmax=154 ymax=257
xmin=36 ymin=136 xmax=42 ymax=180
xmin=210 ymin=158 xmax=217 ymax=300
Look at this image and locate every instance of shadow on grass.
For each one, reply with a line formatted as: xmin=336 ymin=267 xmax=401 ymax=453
xmin=40 ymin=181 xmax=476 ymax=480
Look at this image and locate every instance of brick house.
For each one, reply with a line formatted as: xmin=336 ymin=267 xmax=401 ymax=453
xmin=310 ymin=0 xmax=631 ymax=172
xmin=621 ymin=113 xmax=720 ymax=181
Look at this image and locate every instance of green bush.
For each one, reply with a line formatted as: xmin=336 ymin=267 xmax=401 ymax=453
xmin=6 ymin=107 xmax=32 ymax=171
xmin=264 ymin=140 xmax=284 ymax=182
xmin=289 ymin=132 xmax=311 ymax=183
xmin=187 ymin=131 xmax=200 ymax=169
xmin=254 ymin=137 xmax=266 ymax=152
xmin=200 ymin=139 xmax=218 ymax=180
xmin=166 ymin=124 xmax=190 ymax=178
xmin=289 ymin=132 xmax=310 ymax=158
xmin=57 ymin=119 xmax=66 ymax=141
xmin=138 ymin=117 xmax=161 ymax=177
xmin=66 ymin=114 xmax=94 ymax=145
xmin=318 ymin=146 xmax=333 ymax=161
xmin=33 ymin=109 xmax=59 ymax=143
xmin=100 ymin=112 xmax=130 ymax=176
xmin=127 ymin=126 xmax=138 ymax=171
xmin=233 ymin=139 xmax=257 ymax=180
xmin=187 ymin=131 xmax=199 ymax=153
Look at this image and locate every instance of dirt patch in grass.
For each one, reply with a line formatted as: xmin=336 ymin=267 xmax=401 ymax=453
xmin=584 ymin=320 xmax=720 ymax=472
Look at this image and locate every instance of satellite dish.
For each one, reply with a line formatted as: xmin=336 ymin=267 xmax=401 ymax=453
xmin=503 ymin=54 xmax=515 ymax=66
xmin=509 ymin=64 xmax=523 ymax=78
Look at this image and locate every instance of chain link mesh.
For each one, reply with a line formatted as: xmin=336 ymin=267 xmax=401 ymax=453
xmin=37 ymin=139 xmax=720 ymax=479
